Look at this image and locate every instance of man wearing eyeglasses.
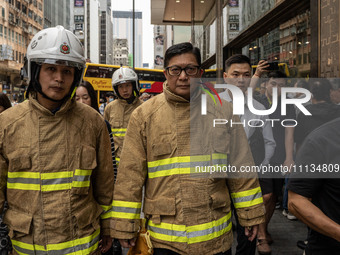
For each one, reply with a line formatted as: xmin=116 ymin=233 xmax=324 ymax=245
xmin=111 ymin=42 xmax=265 ymax=255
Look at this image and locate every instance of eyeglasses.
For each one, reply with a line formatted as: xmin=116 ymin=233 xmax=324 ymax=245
xmin=166 ymin=65 xmax=200 ymax=76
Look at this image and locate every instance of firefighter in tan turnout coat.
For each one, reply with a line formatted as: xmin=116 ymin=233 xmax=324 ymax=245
xmin=112 ymin=42 xmax=265 ymax=254
xmin=104 ymin=67 xmax=142 ymax=162
xmin=0 ymin=26 xmax=114 ymax=254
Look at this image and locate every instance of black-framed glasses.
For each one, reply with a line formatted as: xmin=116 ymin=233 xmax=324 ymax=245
xmin=166 ymin=65 xmax=200 ymax=76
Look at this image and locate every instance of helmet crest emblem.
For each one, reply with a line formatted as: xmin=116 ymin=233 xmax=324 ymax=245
xmin=119 ymin=74 xmax=123 ymax=79
xmin=60 ymin=42 xmax=70 ymax=54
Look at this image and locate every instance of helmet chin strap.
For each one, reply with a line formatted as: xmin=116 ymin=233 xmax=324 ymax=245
xmin=31 ymin=63 xmax=77 ymax=103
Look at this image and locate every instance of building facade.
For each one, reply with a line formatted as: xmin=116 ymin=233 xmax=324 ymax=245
xmin=44 ymin=0 xmax=70 ymax=29
xmin=99 ymin=0 xmax=113 ymax=64
xmin=112 ymin=10 xmax=142 ymax=67
xmin=112 ymin=38 xmax=128 ymax=66
xmin=71 ymin=0 xmax=100 ymax=63
xmin=0 ymin=0 xmax=43 ymax=96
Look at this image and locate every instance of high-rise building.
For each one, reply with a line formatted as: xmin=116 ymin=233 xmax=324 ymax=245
xmin=44 ymin=0 xmax=71 ymax=29
xmin=112 ymin=10 xmax=143 ymax=67
xmin=71 ymin=0 xmax=100 ymax=63
xmin=99 ymin=0 xmax=113 ymax=64
xmin=113 ymin=38 xmax=128 ymax=66
xmin=0 ymin=0 xmax=43 ymax=96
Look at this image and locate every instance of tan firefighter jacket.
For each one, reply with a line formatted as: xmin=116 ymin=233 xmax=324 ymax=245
xmin=104 ymin=97 xmax=142 ymax=160
xmin=0 ymin=93 xmax=114 ymax=255
xmin=111 ymin=82 xmax=265 ymax=254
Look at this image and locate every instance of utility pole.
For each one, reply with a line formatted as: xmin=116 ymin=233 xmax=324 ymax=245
xmin=132 ymin=0 xmax=135 ymax=69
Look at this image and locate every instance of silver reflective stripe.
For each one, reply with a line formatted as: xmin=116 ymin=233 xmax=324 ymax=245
xmin=232 ymin=191 xmax=262 ymax=204
xmin=112 ymin=206 xmax=141 ymax=214
xmin=7 ymin=178 xmax=40 ymax=184
xmin=42 ymin=178 xmax=72 ymax=186
xmin=73 ymin=175 xmax=91 ymax=182
xmin=187 ymin=217 xmax=231 ymax=238
xmin=211 ymin=158 xmax=228 ymax=165
xmin=148 ymin=161 xmax=211 ymax=173
xmin=148 ymin=225 xmax=187 ymax=238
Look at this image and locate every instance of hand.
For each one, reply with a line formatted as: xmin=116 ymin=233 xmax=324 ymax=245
xmin=245 ymin=225 xmax=258 ymax=241
xmin=254 ymin=60 xmax=269 ymax=78
xmin=99 ymin=235 xmax=113 ymax=253
xmin=283 ymin=159 xmax=295 ymax=173
xmin=119 ymin=237 xmax=137 ymax=248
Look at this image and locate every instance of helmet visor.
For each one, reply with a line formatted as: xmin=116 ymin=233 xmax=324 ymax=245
xmin=32 ymin=58 xmax=84 ymax=70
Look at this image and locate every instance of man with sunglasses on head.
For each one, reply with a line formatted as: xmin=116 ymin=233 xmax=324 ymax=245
xmin=111 ymin=42 xmax=265 ymax=255
xmin=0 ymin=26 xmax=114 ymax=254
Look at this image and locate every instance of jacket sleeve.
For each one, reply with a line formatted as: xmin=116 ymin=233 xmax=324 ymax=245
xmin=0 ymin=128 xmax=7 ymax=214
xmin=92 ymin=120 xmax=115 ymax=236
xmin=103 ymin=104 xmax=110 ymax=122
xmin=261 ymin=114 xmax=276 ymax=166
xmin=226 ymin=114 xmax=266 ymax=227
xmin=111 ymin=110 xmax=147 ymax=239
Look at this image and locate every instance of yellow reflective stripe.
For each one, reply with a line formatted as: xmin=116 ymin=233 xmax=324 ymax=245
xmin=12 ymin=229 xmax=99 ymax=254
xmin=231 ymin=187 xmax=262 ymax=198
xmin=116 ymin=157 xmax=120 ymax=162
xmin=211 ymin=153 xmax=228 ymax=160
xmin=148 ymin=212 xmax=232 ymax=244
xmin=148 ymin=168 xmax=191 ymax=178
xmin=8 ymin=172 xmax=40 ymax=178
xmin=112 ymin=128 xmax=127 ymax=132
xmin=113 ymin=200 xmax=141 ymax=208
xmin=148 ymin=156 xmax=210 ymax=168
xmin=231 ymin=187 xmax=263 ymax=209
xmin=41 ymin=183 xmax=72 ymax=192
xmin=112 ymin=211 xmax=140 ymax=219
xmin=100 ymin=204 xmax=113 ymax=219
xmin=72 ymin=181 xmax=90 ymax=188
xmin=74 ymin=169 xmax=92 ymax=176
xmin=233 ymin=197 xmax=264 ymax=209
xmin=41 ymin=171 xmax=73 ymax=179
xmin=7 ymin=183 xmax=40 ymax=191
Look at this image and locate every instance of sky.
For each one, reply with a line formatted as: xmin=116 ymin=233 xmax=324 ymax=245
xmin=112 ymin=0 xmax=154 ymax=68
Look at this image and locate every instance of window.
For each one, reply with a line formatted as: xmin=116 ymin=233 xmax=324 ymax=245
xmin=19 ymin=52 xmax=21 ymax=63
xmin=0 ymin=25 xmax=2 ymax=37
xmin=22 ymin=5 xmax=27 ymax=14
xmin=12 ymin=30 xmax=14 ymax=42
xmin=28 ymin=10 xmax=32 ymax=19
xmin=4 ymin=27 xmax=7 ymax=39
xmin=15 ymin=32 xmax=18 ymax=44
xmin=2 ymin=7 xmax=5 ymax=18
xmin=8 ymin=28 xmax=11 ymax=40
xmin=38 ymin=3 xmax=42 ymax=11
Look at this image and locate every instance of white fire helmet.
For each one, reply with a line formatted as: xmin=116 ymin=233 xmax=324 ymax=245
xmin=26 ymin=26 xmax=86 ymax=99
xmin=111 ymin=67 xmax=140 ymax=98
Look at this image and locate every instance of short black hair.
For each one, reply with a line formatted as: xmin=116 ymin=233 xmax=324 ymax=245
xmin=77 ymin=81 xmax=100 ymax=113
xmin=106 ymin=92 xmax=114 ymax=97
xmin=164 ymin=42 xmax=201 ymax=68
xmin=267 ymin=70 xmax=287 ymax=79
xmin=294 ymin=80 xmax=310 ymax=91
xmin=225 ymin=54 xmax=251 ymax=71
xmin=0 ymin=93 xmax=12 ymax=110
xmin=310 ymin=79 xmax=332 ymax=102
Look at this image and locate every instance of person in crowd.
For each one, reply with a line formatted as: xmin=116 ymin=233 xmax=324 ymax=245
xmin=330 ymin=79 xmax=340 ymax=104
xmin=251 ymin=69 xmax=296 ymax=254
xmin=293 ymin=79 xmax=311 ymax=116
xmin=0 ymin=93 xmax=12 ymax=114
xmin=0 ymin=26 xmax=114 ymax=254
xmin=111 ymin=42 xmax=265 ymax=255
xmin=220 ymin=54 xmax=276 ymax=255
xmin=288 ymin=117 xmax=340 ymax=255
xmin=104 ymin=67 xmax=142 ymax=164
xmin=295 ymin=79 xmax=340 ymax=152
xmin=99 ymin=92 xmax=115 ymax=115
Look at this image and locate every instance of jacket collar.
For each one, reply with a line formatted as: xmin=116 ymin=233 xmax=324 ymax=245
xmin=117 ymin=96 xmax=140 ymax=106
xmin=163 ymin=81 xmax=190 ymax=104
xmin=29 ymin=92 xmax=75 ymax=116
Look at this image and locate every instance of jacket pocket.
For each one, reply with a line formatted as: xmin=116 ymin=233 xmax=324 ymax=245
xmin=3 ymin=209 xmax=32 ymax=239
xmin=212 ymin=128 xmax=230 ymax=154
xmin=74 ymin=202 xmax=103 ymax=231
xmin=210 ymin=190 xmax=230 ymax=220
xmin=152 ymin=143 xmax=172 ymax=157
xmin=8 ymin=155 xmax=32 ymax=172
xmin=144 ymin=197 xmax=176 ymax=223
xmin=73 ymin=145 xmax=97 ymax=195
